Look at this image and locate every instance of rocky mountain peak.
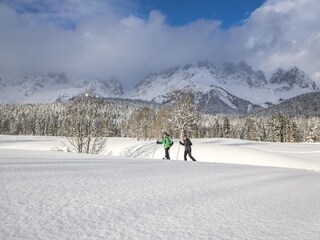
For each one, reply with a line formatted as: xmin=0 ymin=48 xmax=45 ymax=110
xmin=219 ymin=61 xmax=267 ymax=87
xmin=270 ymin=67 xmax=319 ymax=90
xmin=0 ymin=61 xmax=319 ymax=115
xmin=131 ymin=61 xmax=319 ymax=115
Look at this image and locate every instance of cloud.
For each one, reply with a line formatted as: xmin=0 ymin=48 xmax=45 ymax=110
xmin=236 ymin=0 xmax=320 ymax=81
xmin=1 ymin=0 xmax=320 ymax=88
xmin=0 ymin=2 xmax=221 ymax=87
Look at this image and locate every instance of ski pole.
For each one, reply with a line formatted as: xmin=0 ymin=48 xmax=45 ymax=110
xmin=152 ymin=143 xmax=157 ymax=159
xmin=176 ymin=142 xmax=180 ymax=160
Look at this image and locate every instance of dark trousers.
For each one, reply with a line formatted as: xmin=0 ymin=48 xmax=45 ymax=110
xmin=184 ymin=150 xmax=196 ymax=161
xmin=165 ymin=148 xmax=170 ymax=160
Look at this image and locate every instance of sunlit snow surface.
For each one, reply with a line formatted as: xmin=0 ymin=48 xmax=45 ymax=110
xmin=1 ymin=135 xmax=320 ymax=239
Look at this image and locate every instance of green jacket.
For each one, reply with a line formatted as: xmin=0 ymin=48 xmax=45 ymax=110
xmin=157 ymin=136 xmax=173 ymax=149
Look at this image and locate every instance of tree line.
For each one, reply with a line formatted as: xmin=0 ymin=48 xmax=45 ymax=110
xmin=1 ymin=92 xmax=319 ymax=153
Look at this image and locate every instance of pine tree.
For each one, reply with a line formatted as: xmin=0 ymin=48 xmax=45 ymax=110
xmin=222 ymin=117 xmax=231 ymax=138
xmin=243 ymin=117 xmax=255 ymax=140
xmin=289 ymin=120 xmax=300 ymax=142
xmin=213 ymin=119 xmax=220 ymax=138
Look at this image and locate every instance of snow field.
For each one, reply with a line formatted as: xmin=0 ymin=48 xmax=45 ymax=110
xmin=1 ymin=149 xmax=320 ymax=240
xmin=1 ymin=135 xmax=319 ymax=171
xmin=1 ymin=135 xmax=320 ymax=239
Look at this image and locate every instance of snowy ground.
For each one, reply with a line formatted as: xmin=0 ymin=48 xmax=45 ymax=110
xmin=1 ymin=135 xmax=320 ymax=171
xmin=1 ymin=135 xmax=320 ymax=239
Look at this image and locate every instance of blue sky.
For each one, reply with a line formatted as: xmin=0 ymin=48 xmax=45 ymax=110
xmin=1 ymin=0 xmax=320 ymax=86
xmin=4 ymin=0 xmax=266 ymax=29
xmin=135 ymin=0 xmax=267 ymax=28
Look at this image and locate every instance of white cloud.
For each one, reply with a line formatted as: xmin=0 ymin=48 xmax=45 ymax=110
xmin=0 ymin=0 xmax=320 ymax=87
xmin=237 ymin=0 xmax=320 ymax=80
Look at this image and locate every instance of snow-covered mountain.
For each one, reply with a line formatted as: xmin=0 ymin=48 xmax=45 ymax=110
xmin=130 ymin=62 xmax=319 ymax=114
xmin=0 ymin=72 xmax=124 ymax=104
xmin=0 ymin=61 xmax=318 ymax=115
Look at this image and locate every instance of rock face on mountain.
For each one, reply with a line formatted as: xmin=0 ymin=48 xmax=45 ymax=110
xmin=270 ymin=67 xmax=318 ymax=91
xmin=131 ymin=62 xmax=318 ymax=114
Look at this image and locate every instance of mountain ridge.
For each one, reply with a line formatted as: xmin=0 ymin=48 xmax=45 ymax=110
xmin=130 ymin=61 xmax=318 ymax=114
xmin=252 ymin=91 xmax=320 ymax=117
xmin=0 ymin=61 xmax=318 ymax=115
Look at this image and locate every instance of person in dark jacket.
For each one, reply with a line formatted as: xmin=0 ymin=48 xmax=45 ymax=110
xmin=179 ymin=135 xmax=196 ymax=161
xmin=157 ymin=132 xmax=173 ymax=160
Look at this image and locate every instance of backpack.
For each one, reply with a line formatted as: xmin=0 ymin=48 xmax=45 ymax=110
xmin=169 ymin=137 xmax=174 ymax=147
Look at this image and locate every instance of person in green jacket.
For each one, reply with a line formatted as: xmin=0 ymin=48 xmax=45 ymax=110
xmin=156 ymin=132 xmax=173 ymax=160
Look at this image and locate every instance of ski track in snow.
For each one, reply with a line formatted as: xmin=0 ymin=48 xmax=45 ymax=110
xmin=1 ymin=135 xmax=320 ymax=239
xmin=122 ymin=142 xmax=156 ymax=158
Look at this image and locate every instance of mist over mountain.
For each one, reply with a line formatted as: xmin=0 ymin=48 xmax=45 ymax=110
xmin=0 ymin=72 xmax=124 ymax=104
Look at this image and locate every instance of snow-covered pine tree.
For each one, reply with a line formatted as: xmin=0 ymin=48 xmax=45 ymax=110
xmin=269 ymin=113 xmax=287 ymax=142
xmin=213 ymin=119 xmax=220 ymax=138
xmin=243 ymin=117 xmax=257 ymax=140
xmin=288 ymin=120 xmax=300 ymax=142
xmin=222 ymin=116 xmax=231 ymax=138
xmin=305 ymin=118 xmax=320 ymax=143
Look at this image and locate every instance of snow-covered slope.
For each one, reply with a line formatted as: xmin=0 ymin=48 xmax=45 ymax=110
xmin=131 ymin=62 xmax=319 ymax=112
xmin=0 ymin=72 xmax=124 ymax=104
xmin=1 ymin=135 xmax=320 ymax=240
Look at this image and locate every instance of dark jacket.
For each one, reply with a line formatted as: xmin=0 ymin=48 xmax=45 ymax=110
xmin=179 ymin=138 xmax=192 ymax=152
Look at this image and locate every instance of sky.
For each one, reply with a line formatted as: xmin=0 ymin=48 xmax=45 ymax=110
xmin=1 ymin=0 xmax=320 ymax=88
xmin=134 ymin=0 xmax=267 ymax=28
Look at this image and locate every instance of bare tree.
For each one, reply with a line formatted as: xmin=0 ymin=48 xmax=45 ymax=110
xmin=168 ymin=90 xmax=200 ymax=136
xmin=127 ymin=106 xmax=155 ymax=140
xmin=64 ymin=97 xmax=110 ymax=154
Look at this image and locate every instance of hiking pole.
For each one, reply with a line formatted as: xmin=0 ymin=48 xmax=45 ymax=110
xmin=176 ymin=142 xmax=180 ymax=160
xmin=176 ymin=130 xmax=184 ymax=160
xmin=152 ymin=143 xmax=157 ymax=159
